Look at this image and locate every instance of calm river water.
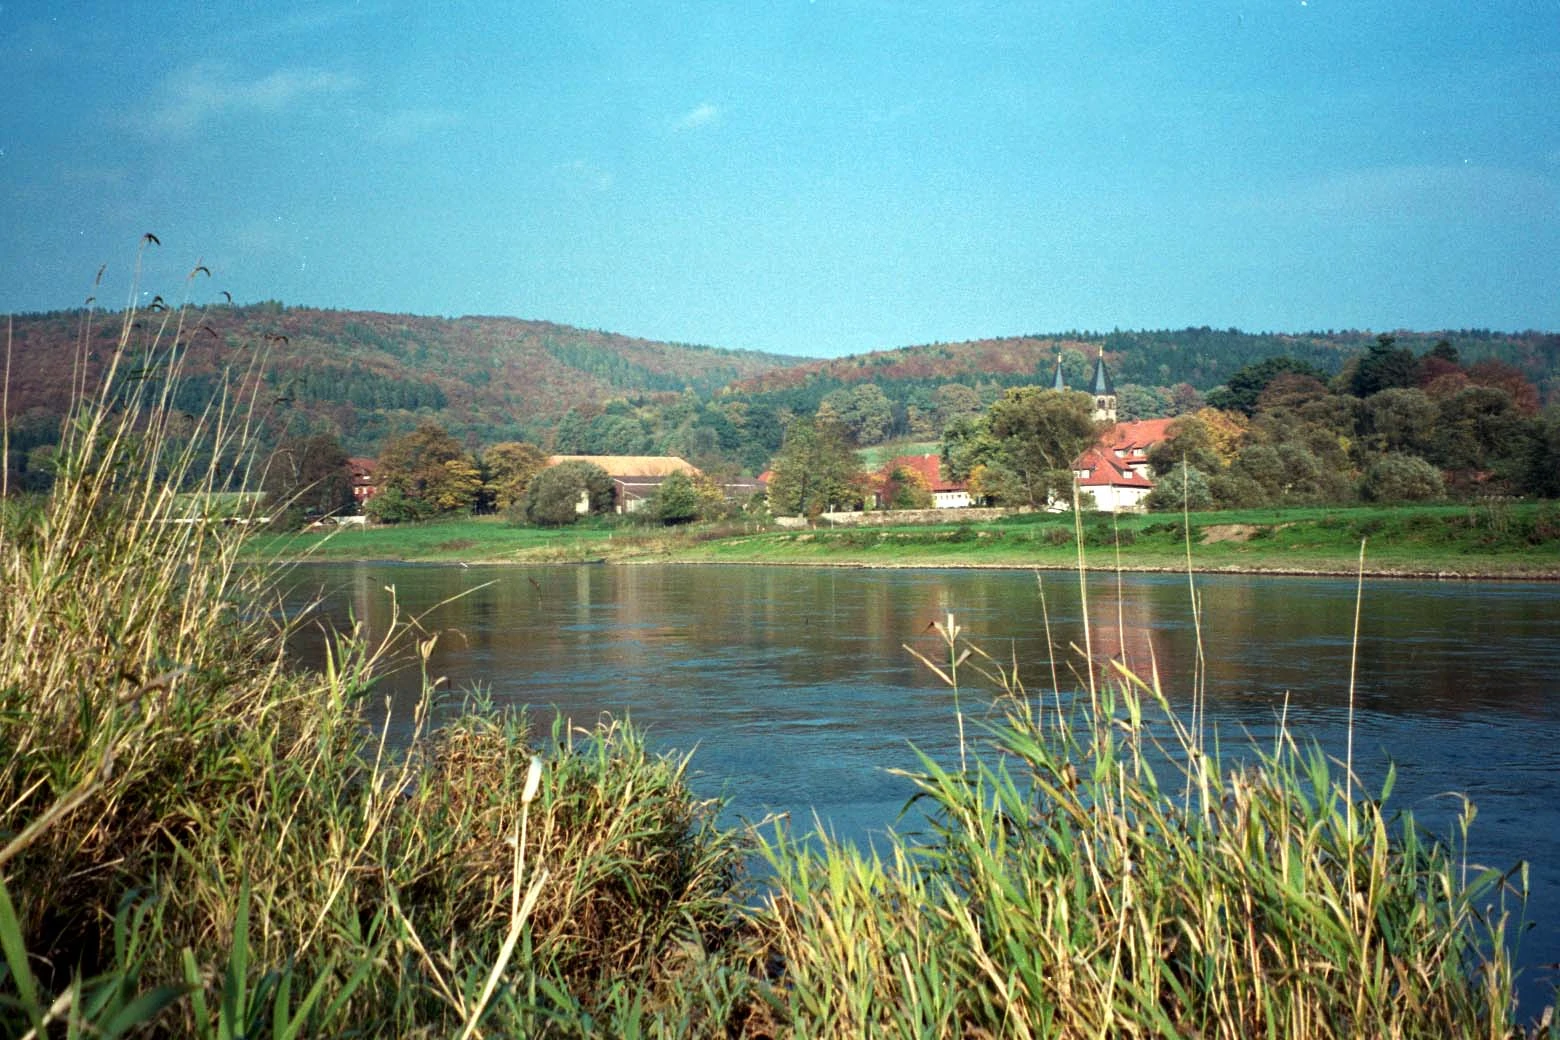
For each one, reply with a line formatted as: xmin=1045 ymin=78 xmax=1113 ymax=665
xmin=280 ymin=562 xmax=1560 ymax=1013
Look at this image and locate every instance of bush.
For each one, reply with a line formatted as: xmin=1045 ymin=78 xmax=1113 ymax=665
xmin=1083 ymin=521 xmax=1135 ymax=547
xmin=365 ymin=483 xmax=431 ymax=523
xmin=1361 ymin=452 xmax=1445 ymax=502
xmin=649 ymin=470 xmax=701 ymax=525
xmin=1210 ymin=471 xmax=1268 ymax=509
xmin=521 ymin=460 xmax=614 ymax=526
xmin=1146 ymin=462 xmax=1215 ymax=512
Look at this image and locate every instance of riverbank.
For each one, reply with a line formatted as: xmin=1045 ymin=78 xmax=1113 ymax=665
xmin=245 ymin=502 xmax=1560 ymax=579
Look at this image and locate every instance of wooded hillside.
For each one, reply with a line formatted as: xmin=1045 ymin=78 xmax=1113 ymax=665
xmin=0 ymin=304 xmax=805 ymax=454
xmin=4 ymin=304 xmax=1556 ymax=472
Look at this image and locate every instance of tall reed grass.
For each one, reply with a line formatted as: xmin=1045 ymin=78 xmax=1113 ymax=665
xmin=756 ymin=621 xmax=1545 ymax=1038
xmin=1 ymin=260 xmax=756 ymax=1036
xmin=2 ymin=247 xmax=1550 ymax=1036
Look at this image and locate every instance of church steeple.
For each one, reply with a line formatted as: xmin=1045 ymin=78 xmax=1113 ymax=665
xmin=1050 ymin=353 xmax=1066 ymax=392
xmin=1088 ymin=349 xmax=1116 ymax=424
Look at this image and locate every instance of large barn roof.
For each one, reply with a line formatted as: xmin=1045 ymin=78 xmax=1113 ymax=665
xmin=547 ymin=455 xmax=700 ymax=478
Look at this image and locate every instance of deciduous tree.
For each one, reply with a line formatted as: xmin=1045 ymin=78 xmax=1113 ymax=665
xmin=262 ymin=432 xmax=353 ymax=527
xmin=984 ymin=387 xmax=1099 ymax=507
xmin=482 ymin=441 xmax=548 ymax=511
xmin=881 ymin=466 xmax=934 ymax=510
xmin=372 ymin=421 xmax=480 ymax=521
xmin=1206 ymin=357 xmax=1328 ymax=415
xmin=933 ymin=383 xmax=983 ymax=432
xmin=1362 ymin=388 xmax=1438 ymax=456
xmin=648 ymin=470 xmax=701 ymax=525
xmin=819 ymin=384 xmax=895 ymax=446
xmin=1361 ymin=453 xmax=1445 ymax=502
xmin=1145 ymin=462 xmax=1214 ymax=512
xmin=521 ymin=460 xmax=614 ymax=526
xmin=767 ymin=418 xmax=863 ymax=517
xmin=1147 ymin=415 xmax=1225 ymax=478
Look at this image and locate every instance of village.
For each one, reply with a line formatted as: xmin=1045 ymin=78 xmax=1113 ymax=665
xmin=334 ymin=352 xmax=1177 ymax=527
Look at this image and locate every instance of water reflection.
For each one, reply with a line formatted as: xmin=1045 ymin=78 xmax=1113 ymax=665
xmin=280 ymin=563 xmax=1560 ymax=1011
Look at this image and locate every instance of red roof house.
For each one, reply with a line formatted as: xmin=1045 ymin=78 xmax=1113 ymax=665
xmin=1099 ymin=418 xmax=1175 ymax=479
xmin=1067 ymin=418 xmax=1176 ymax=512
xmin=1073 ymin=447 xmax=1156 ymax=512
xmin=878 ymin=453 xmax=972 ymax=509
xmin=346 ymin=457 xmax=379 ymax=506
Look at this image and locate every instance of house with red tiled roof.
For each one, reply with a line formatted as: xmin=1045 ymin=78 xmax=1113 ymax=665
xmin=1100 ymin=418 xmax=1175 ymax=480
xmin=1073 ymin=446 xmax=1156 ymax=513
xmin=1065 ymin=419 xmax=1178 ymax=512
xmin=346 ymin=457 xmax=379 ymax=507
xmin=1052 ymin=352 xmax=1174 ymax=512
xmin=877 ymin=453 xmax=972 ymax=509
xmin=1063 ymin=418 xmax=1179 ymax=514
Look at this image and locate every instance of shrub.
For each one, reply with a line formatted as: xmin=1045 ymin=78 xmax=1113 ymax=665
xmin=1146 ymin=462 xmax=1215 ymax=512
xmin=649 ymin=470 xmax=701 ymax=525
xmin=1210 ymin=470 xmax=1268 ymax=509
xmin=1361 ymin=452 xmax=1445 ymax=502
xmin=1083 ymin=521 xmax=1135 ymax=547
xmin=521 ymin=460 xmax=614 ymax=526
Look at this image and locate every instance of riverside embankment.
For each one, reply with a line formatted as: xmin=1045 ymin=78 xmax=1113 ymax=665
xmin=247 ymin=501 xmax=1560 ymax=579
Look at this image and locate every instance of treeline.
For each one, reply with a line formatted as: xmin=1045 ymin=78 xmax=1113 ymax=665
xmin=701 ymin=328 xmax=1557 ymax=475
xmin=1138 ymin=338 xmax=1560 ymax=508
xmin=262 ymin=422 xmax=747 ymax=530
xmin=6 ymin=301 xmax=1559 ymax=501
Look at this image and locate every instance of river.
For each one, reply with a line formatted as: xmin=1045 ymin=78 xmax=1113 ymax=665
xmin=279 ymin=562 xmax=1560 ymax=1015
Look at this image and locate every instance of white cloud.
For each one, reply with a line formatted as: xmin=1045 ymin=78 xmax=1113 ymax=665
xmin=146 ymin=63 xmax=358 ymax=135
xmin=674 ymin=102 xmax=721 ymax=131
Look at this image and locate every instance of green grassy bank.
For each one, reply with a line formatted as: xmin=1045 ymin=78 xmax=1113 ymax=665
xmin=247 ymin=502 xmax=1560 ymax=578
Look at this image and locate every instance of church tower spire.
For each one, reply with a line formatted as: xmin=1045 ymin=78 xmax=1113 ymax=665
xmin=1088 ymin=349 xmax=1117 ymax=424
xmin=1050 ymin=352 xmax=1066 ymax=392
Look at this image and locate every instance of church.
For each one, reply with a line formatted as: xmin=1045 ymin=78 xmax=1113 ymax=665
xmin=1052 ymin=349 xmax=1119 ymax=424
xmin=1050 ymin=350 xmax=1173 ymax=513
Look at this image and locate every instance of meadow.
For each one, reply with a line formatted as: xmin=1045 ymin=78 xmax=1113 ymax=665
xmin=246 ymin=501 xmax=1560 ymax=578
xmin=4 ymin=301 xmax=1555 ymax=1036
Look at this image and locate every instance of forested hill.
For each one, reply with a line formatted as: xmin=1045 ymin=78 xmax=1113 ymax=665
xmin=4 ymin=304 xmax=1556 ymax=465
xmin=727 ymin=327 xmax=1560 ymax=416
xmin=1 ymin=304 xmax=806 ymax=453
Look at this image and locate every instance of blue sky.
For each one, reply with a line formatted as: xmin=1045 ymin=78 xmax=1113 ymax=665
xmin=3 ymin=1 xmax=1557 ymax=358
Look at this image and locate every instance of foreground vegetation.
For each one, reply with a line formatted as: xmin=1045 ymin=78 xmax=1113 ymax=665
xmin=243 ymin=502 xmax=1560 ymax=578
xmin=4 ymin=292 xmax=1554 ymax=1035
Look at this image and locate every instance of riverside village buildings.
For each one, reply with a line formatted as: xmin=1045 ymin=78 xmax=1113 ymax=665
xmin=878 ymin=351 xmax=1172 ymax=515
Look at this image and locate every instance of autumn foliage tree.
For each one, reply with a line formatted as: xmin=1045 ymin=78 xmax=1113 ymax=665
xmin=881 ymin=465 xmax=934 ymax=510
xmin=984 ymin=387 xmax=1100 ymax=507
xmin=647 ymin=470 xmax=701 ymax=525
xmin=367 ymin=421 xmax=480 ymax=522
xmin=940 ymin=389 xmax=1099 ymax=507
xmin=481 ymin=441 xmax=549 ymax=511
